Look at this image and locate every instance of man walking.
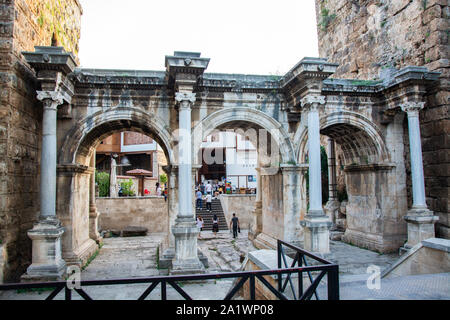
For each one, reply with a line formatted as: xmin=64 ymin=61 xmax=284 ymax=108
xmin=196 ymin=189 xmax=203 ymax=210
xmin=229 ymin=213 xmax=240 ymax=239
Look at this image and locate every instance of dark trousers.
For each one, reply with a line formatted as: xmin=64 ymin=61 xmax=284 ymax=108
xmin=232 ymin=226 xmax=238 ymax=238
xmin=206 ymin=202 xmax=211 ymax=211
xmin=196 ymin=198 xmax=202 ymax=209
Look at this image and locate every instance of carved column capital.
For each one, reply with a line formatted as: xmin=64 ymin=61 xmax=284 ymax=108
xmin=37 ymin=91 xmax=65 ymax=109
xmin=175 ymin=92 xmax=196 ymax=109
xmin=400 ymin=101 xmax=425 ymax=117
xmin=301 ymin=95 xmax=326 ymax=112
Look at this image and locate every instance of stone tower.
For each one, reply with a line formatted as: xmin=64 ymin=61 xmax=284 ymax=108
xmin=0 ymin=0 xmax=82 ymax=282
xmin=314 ymin=0 xmax=449 ymax=239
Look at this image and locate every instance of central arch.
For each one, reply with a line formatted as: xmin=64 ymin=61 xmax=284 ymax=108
xmin=294 ymin=110 xmax=405 ymax=253
xmin=192 ymin=107 xmax=295 ymax=165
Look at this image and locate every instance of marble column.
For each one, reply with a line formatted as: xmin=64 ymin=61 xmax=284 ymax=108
xmin=89 ymin=151 xmax=102 ymax=244
xmin=22 ymin=91 xmax=66 ymax=281
xmin=327 ymin=138 xmax=337 ymax=201
xmin=400 ymin=101 xmax=438 ymax=248
xmin=324 ymin=138 xmax=340 ymax=227
xmin=171 ymin=92 xmax=204 ymax=274
xmin=300 ymin=95 xmax=332 ymax=253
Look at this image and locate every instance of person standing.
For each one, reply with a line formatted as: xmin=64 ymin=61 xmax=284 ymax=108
xmin=206 ymin=192 xmax=212 ymax=211
xmin=205 ymin=180 xmax=212 ymax=195
xmin=196 ymin=189 xmax=203 ymax=210
xmin=229 ymin=213 xmax=240 ymax=239
xmin=196 ymin=216 xmax=204 ymax=239
xmin=156 ymin=182 xmax=162 ymax=196
xmin=212 ymin=214 xmax=219 ymax=236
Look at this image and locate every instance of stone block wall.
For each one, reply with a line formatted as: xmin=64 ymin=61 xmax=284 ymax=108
xmin=96 ymin=197 xmax=168 ymax=233
xmin=0 ymin=0 xmax=82 ymax=281
xmin=315 ymin=0 xmax=449 ymax=239
xmin=13 ymin=0 xmax=82 ymax=62
xmin=219 ymin=194 xmax=256 ymax=229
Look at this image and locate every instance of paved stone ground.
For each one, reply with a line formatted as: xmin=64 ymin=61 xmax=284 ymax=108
xmin=1 ymin=230 xmax=448 ymax=300
xmin=315 ymin=272 xmax=450 ymax=300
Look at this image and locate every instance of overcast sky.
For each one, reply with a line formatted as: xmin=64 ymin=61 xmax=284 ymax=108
xmin=77 ymin=0 xmax=319 ymax=75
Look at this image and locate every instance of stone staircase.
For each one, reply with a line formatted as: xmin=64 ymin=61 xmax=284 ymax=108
xmin=195 ymin=198 xmax=228 ymax=231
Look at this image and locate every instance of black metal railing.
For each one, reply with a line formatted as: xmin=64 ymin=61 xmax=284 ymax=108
xmin=277 ymin=239 xmax=339 ymax=300
xmin=0 ymin=241 xmax=339 ymax=300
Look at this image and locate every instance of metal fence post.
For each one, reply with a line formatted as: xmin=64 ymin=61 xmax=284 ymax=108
xmin=277 ymin=240 xmax=282 ymax=291
xmin=327 ymin=265 xmax=339 ymax=300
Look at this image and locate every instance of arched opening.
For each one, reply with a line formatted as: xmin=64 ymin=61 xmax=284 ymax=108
xmin=296 ymin=111 xmax=405 ymax=253
xmin=56 ymin=108 xmax=175 ymax=266
xmin=193 ymin=107 xmax=298 ymax=246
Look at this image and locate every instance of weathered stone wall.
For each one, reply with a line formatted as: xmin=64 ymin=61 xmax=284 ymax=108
xmin=315 ymin=0 xmax=449 ymax=239
xmin=261 ymin=173 xmax=284 ymax=241
xmin=219 ymin=194 xmax=256 ymax=229
xmin=0 ymin=0 xmax=82 ymax=281
xmin=13 ymin=0 xmax=82 ymax=62
xmin=96 ymin=197 xmax=168 ymax=233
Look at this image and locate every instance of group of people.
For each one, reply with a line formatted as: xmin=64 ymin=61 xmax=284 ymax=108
xmin=196 ymin=213 xmax=240 ymax=239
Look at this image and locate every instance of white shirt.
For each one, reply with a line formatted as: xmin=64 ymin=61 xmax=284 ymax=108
xmin=206 ymin=194 xmax=212 ymax=202
xmin=205 ymin=183 xmax=212 ymax=193
xmin=157 ymin=187 xmax=162 ymax=196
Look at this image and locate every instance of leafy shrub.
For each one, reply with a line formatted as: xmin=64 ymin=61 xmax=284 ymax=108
xmin=120 ymin=178 xmax=135 ymax=197
xmin=95 ymin=171 xmax=110 ymax=197
xmin=159 ymin=173 xmax=167 ymax=184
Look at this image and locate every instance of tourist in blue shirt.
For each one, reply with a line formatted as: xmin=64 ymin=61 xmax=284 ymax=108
xmin=196 ymin=190 xmax=203 ymax=210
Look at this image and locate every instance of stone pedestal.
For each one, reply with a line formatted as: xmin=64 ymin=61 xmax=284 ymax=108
xmin=301 ymin=215 xmax=332 ymax=253
xmin=403 ymin=209 xmax=439 ymax=249
xmin=171 ymin=219 xmax=205 ymax=275
xmin=21 ymin=218 xmax=66 ymax=281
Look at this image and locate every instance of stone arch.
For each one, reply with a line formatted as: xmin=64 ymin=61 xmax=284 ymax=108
xmin=192 ymin=107 xmax=296 ymax=165
xmin=59 ymin=107 xmax=175 ymax=166
xmin=295 ymin=111 xmax=390 ymax=165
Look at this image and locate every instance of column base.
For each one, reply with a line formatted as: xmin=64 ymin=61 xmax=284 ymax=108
xmin=403 ymin=208 xmax=439 ymax=249
xmin=21 ymin=217 xmax=66 ymax=282
xmin=324 ymin=200 xmax=340 ymax=230
xmin=301 ymin=211 xmax=332 ymax=254
xmin=89 ymin=208 xmax=103 ymax=244
xmin=170 ymin=218 xmax=205 ymax=275
xmin=248 ymin=201 xmax=262 ymax=241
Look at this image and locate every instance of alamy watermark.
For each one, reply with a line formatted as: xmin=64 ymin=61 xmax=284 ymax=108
xmin=366 ymin=265 xmax=381 ymax=290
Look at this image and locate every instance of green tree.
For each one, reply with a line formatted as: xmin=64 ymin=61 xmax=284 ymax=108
xmin=95 ymin=171 xmax=110 ymax=197
xmin=159 ymin=173 xmax=167 ymax=184
xmin=120 ymin=179 xmax=135 ymax=197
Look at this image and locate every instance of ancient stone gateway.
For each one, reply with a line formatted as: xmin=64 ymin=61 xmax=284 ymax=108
xmin=19 ymin=48 xmax=440 ymax=280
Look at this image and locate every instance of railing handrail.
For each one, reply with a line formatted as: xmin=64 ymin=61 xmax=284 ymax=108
xmin=0 ymin=264 xmax=337 ymax=291
xmin=0 ymin=240 xmax=339 ymax=300
xmin=277 ymin=239 xmax=333 ymax=265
